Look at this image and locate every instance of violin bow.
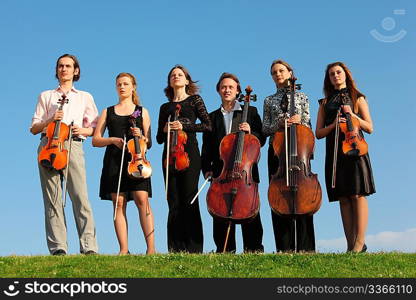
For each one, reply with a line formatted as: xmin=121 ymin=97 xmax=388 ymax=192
xmin=190 ymin=176 xmax=211 ymax=205
xmin=331 ymin=108 xmax=341 ymax=188
xmin=165 ymin=115 xmax=171 ymax=200
xmin=62 ymin=121 xmax=74 ymax=208
xmin=284 ymin=118 xmax=289 ymax=186
xmin=114 ymin=135 xmax=127 ymax=221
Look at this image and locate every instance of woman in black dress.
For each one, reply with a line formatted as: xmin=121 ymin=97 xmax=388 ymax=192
xmin=263 ymin=59 xmax=316 ymax=252
xmin=316 ymin=62 xmax=375 ymax=253
xmin=93 ymin=73 xmax=155 ymax=255
xmin=157 ymin=65 xmax=211 ymax=253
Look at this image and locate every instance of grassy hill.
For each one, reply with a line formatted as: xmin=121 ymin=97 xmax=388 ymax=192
xmin=1 ymin=252 xmax=415 ymax=278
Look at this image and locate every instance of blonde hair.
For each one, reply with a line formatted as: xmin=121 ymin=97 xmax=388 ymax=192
xmin=116 ymin=72 xmax=140 ymax=105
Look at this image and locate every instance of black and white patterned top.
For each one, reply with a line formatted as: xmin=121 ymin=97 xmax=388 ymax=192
xmin=262 ymin=88 xmax=311 ymax=143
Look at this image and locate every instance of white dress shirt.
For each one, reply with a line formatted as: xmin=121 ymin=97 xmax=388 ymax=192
xmin=31 ymin=86 xmax=99 ymax=139
xmin=221 ymin=100 xmax=242 ymax=134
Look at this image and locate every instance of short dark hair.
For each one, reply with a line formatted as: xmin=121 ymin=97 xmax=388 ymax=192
xmin=55 ymin=54 xmax=80 ymax=82
xmin=216 ymin=72 xmax=241 ymax=94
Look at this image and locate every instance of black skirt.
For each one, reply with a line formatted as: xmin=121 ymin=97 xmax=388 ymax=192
xmin=324 ymin=132 xmax=375 ymax=202
xmin=99 ymin=105 xmax=152 ymax=201
xmin=99 ymin=144 xmax=152 ymax=201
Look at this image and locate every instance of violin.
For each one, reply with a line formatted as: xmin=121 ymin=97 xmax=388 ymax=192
xmin=165 ymin=104 xmax=190 ymax=171
xmin=268 ymin=77 xmax=322 ymax=216
xmin=38 ymin=94 xmax=70 ymax=171
xmin=206 ymin=86 xmax=260 ymax=223
xmin=339 ymin=92 xmax=368 ymax=156
xmin=127 ymin=112 xmax=152 ymax=179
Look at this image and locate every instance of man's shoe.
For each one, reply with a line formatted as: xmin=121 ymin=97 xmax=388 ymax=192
xmin=52 ymin=249 xmax=66 ymax=256
xmin=84 ymin=250 xmax=98 ymax=255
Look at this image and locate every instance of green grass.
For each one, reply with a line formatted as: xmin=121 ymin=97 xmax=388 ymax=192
xmin=1 ymin=253 xmax=415 ymax=278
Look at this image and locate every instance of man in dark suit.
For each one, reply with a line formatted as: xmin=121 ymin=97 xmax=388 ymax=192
xmin=201 ymin=72 xmax=266 ymax=253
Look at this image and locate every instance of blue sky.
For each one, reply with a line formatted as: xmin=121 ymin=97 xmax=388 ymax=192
xmin=0 ymin=0 xmax=415 ymax=255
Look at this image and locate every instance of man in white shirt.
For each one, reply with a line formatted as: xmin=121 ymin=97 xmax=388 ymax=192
xmin=30 ymin=54 xmax=98 ymax=255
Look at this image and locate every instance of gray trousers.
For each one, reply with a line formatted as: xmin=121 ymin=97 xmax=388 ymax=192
xmin=37 ymin=137 xmax=98 ymax=254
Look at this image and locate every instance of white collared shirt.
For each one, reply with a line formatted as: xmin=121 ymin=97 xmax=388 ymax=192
xmin=221 ymin=101 xmax=242 ymax=134
xmin=31 ymin=86 xmax=99 ymax=139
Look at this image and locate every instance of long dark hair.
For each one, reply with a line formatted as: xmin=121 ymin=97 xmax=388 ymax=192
xmin=323 ymin=62 xmax=365 ymax=112
xmin=164 ymin=65 xmax=199 ymax=101
xmin=55 ymin=54 xmax=80 ymax=82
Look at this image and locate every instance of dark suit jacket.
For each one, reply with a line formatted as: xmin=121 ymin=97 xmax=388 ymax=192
xmin=201 ymin=105 xmax=266 ymax=182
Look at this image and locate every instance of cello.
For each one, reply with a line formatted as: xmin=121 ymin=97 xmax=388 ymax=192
xmin=38 ymin=94 xmax=70 ymax=171
xmin=268 ymin=77 xmax=321 ymax=231
xmin=127 ymin=110 xmax=152 ymax=179
xmin=206 ymin=86 xmax=260 ymax=226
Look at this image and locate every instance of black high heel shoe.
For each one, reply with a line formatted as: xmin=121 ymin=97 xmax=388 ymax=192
xmin=350 ymin=243 xmax=367 ymax=253
xmin=360 ymin=244 xmax=367 ymax=253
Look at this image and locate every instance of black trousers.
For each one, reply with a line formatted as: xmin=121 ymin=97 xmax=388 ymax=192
xmin=268 ymin=145 xmax=316 ymax=252
xmin=213 ymin=214 xmax=264 ymax=253
xmin=163 ymin=143 xmax=203 ymax=253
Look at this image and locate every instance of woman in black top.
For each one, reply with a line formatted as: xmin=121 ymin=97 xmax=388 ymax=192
xmin=316 ymin=62 xmax=375 ymax=253
xmin=93 ymin=73 xmax=155 ymax=255
xmin=156 ymin=65 xmax=212 ymax=253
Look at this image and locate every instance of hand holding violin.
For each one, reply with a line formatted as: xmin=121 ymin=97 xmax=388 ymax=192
xmin=338 ymin=104 xmax=368 ymax=156
xmin=341 ymin=105 xmax=361 ymax=125
xmin=164 ymin=120 xmax=183 ymax=132
xmin=131 ymin=126 xmax=146 ymax=138
xmin=332 ymin=111 xmax=345 ymax=127
xmin=53 ymin=110 xmax=64 ymax=121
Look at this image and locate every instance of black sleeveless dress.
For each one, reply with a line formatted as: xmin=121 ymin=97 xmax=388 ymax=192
xmin=99 ymin=105 xmax=152 ymax=201
xmin=320 ymin=90 xmax=375 ymax=202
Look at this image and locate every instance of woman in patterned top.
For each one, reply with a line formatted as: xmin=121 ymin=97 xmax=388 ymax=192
xmin=263 ymin=59 xmax=316 ymax=252
xmin=157 ymin=65 xmax=212 ymax=253
xmin=316 ymin=62 xmax=375 ymax=253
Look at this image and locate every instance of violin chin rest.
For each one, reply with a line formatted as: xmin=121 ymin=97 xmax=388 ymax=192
xmin=40 ymin=159 xmax=52 ymax=169
xmin=346 ymin=149 xmax=359 ymax=157
xmin=131 ymin=171 xmax=143 ymax=178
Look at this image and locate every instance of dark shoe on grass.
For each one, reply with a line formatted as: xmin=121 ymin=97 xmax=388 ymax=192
xmin=52 ymin=249 xmax=66 ymax=256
